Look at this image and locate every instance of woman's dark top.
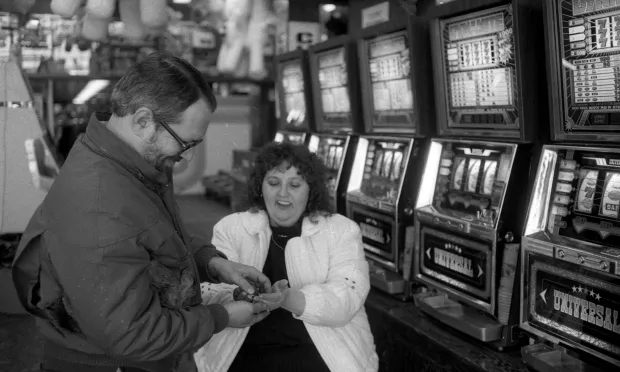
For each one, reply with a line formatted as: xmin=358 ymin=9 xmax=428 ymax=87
xmin=227 ymin=221 xmax=331 ymax=372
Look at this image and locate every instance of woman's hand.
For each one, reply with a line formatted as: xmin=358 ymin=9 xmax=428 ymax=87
xmin=253 ymin=279 xmax=289 ymax=311
xmin=233 ymin=286 xmax=258 ymax=302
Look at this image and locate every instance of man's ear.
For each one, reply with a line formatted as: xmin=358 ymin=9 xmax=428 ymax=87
xmin=131 ymin=107 xmax=158 ymax=143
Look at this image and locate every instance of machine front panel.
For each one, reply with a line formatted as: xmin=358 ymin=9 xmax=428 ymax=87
xmin=316 ymin=47 xmax=353 ymax=131
xmin=437 ymin=4 xmax=519 ymax=133
xmin=314 ymin=135 xmax=347 ymax=195
xmin=348 ymin=137 xmax=411 ymax=214
xmin=427 ymin=139 xmax=517 ymax=229
xmin=274 ymin=131 xmax=307 ymax=145
xmin=349 ymin=205 xmax=398 ymax=270
xmin=363 ymin=30 xmax=415 ymax=131
xmin=547 ymin=148 xmax=620 ymax=248
xmin=522 ymin=248 xmax=620 ymax=366
xmin=417 ymin=224 xmax=494 ymax=310
xmin=554 ymin=0 xmax=620 ymax=139
xmin=278 ymin=59 xmax=309 ymax=131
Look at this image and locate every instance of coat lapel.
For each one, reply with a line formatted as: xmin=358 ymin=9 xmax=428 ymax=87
xmin=237 ymin=211 xmax=328 ymax=279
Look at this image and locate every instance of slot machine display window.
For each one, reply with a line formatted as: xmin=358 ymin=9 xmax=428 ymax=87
xmin=438 ymin=5 xmax=519 ymax=130
xmin=279 ymin=60 xmax=308 ymax=130
xmin=360 ymin=140 xmax=408 ymax=204
xmin=316 ymin=137 xmax=346 ymax=195
xmin=523 ymin=251 xmax=620 ymax=365
xmin=547 ymin=149 xmax=620 ymax=248
xmin=555 ymin=0 xmax=620 ymax=135
xmin=317 ymin=47 xmax=353 ymax=130
xmin=364 ymin=31 xmax=415 ymax=130
xmin=432 ymin=141 xmax=515 ymax=228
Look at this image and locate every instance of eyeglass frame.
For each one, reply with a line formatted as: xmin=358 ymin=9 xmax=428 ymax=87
xmin=158 ymin=120 xmax=203 ymax=155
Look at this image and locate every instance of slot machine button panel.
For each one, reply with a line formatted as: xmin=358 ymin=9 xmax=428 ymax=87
xmin=432 ymin=216 xmax=470 ymax=234
xmin=554 ymin=247 xmax=611 ymax=273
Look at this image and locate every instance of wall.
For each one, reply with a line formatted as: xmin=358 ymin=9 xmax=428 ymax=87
xmin=176 ymin=95 xmax=253 ymax=195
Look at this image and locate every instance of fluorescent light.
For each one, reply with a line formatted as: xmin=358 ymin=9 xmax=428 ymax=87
xmin=322 ymin=4 xmax=336 ymax=12
xmin=172 ymin=0 xmax=191 ymax=3
xmin=73 ymin=79 xmax=109 ymax=104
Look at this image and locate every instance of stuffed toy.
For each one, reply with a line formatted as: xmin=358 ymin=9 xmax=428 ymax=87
xmin=50 ymin=0 xmax=170 ymax=42
xmin=216 ymin=0 xmax=276 ymax=79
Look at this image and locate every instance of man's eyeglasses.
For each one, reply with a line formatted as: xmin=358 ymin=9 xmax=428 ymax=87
xmin=159 ymin=121 xmax=203 ymax=155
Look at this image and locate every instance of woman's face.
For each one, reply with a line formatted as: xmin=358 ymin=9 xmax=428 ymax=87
xmin=262 ymin=164 xmax=309 ymax=227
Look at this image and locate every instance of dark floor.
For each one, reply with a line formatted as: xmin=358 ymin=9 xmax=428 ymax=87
xmin=0 ymin=196 xmax=233 ymax=372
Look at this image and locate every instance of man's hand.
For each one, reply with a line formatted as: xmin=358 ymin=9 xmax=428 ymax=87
xmin=208 ymin=257 xmax=271 ymax=295
xmin=223 ymin=301 xmax=270 ymax=328
xmin=233 ymin=286 xmax=256 ymax=302
xmin=254 ymin=279 xmax=289 ymax=311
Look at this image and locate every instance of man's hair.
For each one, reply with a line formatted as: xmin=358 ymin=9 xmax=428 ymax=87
xmin=110 ymin=52 xmax=217 ymax=123
xmin=247 ymin=142 xmax=332 ymax=218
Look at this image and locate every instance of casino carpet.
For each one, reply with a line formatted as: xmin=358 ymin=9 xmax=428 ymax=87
xmin=0 ymin=196 xmax=233 ymax=372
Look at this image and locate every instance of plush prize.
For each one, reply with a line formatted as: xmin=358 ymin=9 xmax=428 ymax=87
xmin=49 ymin=0 xmax=170 ymax=42
xmin=217 ymin=0 xmax=276 ymax=79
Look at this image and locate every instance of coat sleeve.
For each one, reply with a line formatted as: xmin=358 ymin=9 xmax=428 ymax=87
xmin=190 ymin=235 xmax=227 ymax=283
xmin=210 ymin=214 xmax=242 ymax=262
xmin=46 ymin=224 xmax=229 ymax=361
xmin=293 ymin=216 xmax=370 ymax=327
xmin=198 ymin=214 xmax=242 ymax=307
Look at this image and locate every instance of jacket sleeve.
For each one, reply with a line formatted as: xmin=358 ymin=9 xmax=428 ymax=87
xmin=293 ymin=216 xmax=370 ymax=327
xmin=210 ymin=214 xmax=242 ymax=262
xmin=198 ymin=214 xmax=244 ymax=306
xmin=190 ymin=235 xmax=227 ymax=283
xmin=46 ymin=225 xmax=229 ymax=362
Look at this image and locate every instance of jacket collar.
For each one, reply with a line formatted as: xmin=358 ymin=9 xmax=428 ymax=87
xmin=81 ymin=112 xmax=169 ymax=188
xmin=241 ymin=210 xmax=326 ymax=237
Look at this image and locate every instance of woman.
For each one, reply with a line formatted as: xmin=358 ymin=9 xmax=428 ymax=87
xmin=195 ymin=142 xmax=378 ymax=372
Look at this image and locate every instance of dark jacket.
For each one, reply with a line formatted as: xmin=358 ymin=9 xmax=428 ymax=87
xmin=12 ymin=113 xmax=229 ymax=372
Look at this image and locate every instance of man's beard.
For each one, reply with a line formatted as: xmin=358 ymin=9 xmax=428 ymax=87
xmin=144 ymin=145 xmax=183 ymax=172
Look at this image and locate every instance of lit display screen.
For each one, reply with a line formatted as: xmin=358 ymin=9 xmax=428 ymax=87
xmin=280 ymin=60 xmax=307 ymax=130
xmin=432 ymin=142 xmax=514 ymax=227
xmin=547 ymin=149 xmax=620 ymax=247
xmin=440 ymin=5 xmax=519 ymax=128
xmin=315 ymin=137 xmax=346 ymax=195
xmin=367 ymin=32 xmax=415 ymax=128
xmin=360 ymin=139 xmax=409 ymax=205
xmin=317 ymin=47 xmax=352 ymax=129
xmin=557 ymin=0 xmax=620 ymax=132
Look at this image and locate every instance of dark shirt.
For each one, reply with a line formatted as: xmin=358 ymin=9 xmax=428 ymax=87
xmin=228 ymin=222 xmax=330 ymax=372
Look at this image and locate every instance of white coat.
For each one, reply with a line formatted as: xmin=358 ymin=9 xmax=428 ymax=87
xmin=194 ymin=210 xmax=379 ymax=372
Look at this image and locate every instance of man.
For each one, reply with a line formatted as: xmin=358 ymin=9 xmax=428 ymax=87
xmin=12 ymin=53 xmax=270 ymax=372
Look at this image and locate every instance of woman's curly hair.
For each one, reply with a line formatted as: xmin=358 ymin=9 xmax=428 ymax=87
xmin=247 ymin=142 xmax=332 ymax=218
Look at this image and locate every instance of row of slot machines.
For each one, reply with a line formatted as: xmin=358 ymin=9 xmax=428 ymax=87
xmin=271 ymin=1 xmax=620 ymax=371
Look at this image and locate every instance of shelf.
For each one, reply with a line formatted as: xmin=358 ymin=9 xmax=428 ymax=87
xmin=27 ymin=74 xmax=274 ymax=86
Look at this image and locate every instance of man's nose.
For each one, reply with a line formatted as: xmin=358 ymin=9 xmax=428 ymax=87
xmin=181 ymin=146 xmax=196 ymax=161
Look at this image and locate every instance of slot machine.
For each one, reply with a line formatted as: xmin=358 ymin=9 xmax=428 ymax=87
xmin=412 ymin=0 xmax=545 ymax=349
xmin=0 ymin=59 xmax=61 ymax=236
xmin=346 ymin=8 xmax=435 ymax=298
xmin=274 ymin=50 xmax=314 ymax=145
xmin=520 ymin=1 xmax=620 ymax=370
xmin=307 ymin=35 xmax=362 ymax=214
